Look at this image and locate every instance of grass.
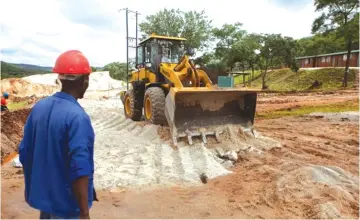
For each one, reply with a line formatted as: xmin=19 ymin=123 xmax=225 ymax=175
xmin=246 ymin=68 xmax=358 ymax=91
xmin=234 ymin=70 xmax=262 ymax=85
xmin=256 ymin=99 xmax=359 ymax=119
xmin=7 ymin=101 xmax=28 ymax=111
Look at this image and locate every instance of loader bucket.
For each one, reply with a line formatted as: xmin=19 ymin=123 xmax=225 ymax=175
xmin=164 ymin=87 xmax=258 ymax=146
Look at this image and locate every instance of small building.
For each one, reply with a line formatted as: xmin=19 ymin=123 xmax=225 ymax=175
xmin=296 ymin=50 xmax=359 ymax=68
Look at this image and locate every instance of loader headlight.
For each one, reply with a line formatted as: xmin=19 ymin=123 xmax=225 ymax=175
xmin=195 ymin=64 xmax=200 ymax=69
xmin=145 ymin=62 xmax=152 ymax=68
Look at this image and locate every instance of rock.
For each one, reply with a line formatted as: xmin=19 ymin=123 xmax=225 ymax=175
xmin=200 ymin=173 xmax=208 ymax=184
xmin=224 ymin=151 xmax=238 ymax=161
xmin=215 ymin=147 xmax=225 ymax=157
xmin=248 ymin=147 xmax=263 ymax=154
xmin=228 ymin=198 xmax=236 ymax=203
xmin=222 ymin=160 xmax=234 ymax=169
xmin=12 ymin=156 xmax=23 ymax=168
xmin=200 ymin=212 xmax=211 ymax=217
xmin=213 ymin=155 xmax=225 ymax=164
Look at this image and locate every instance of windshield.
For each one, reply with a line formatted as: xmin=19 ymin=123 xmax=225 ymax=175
xmin=160 ymin=40 xmax=184 ymax=63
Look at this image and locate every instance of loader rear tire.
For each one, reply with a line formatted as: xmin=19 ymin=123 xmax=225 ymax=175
xmin=144 ymin=87 xmax=166 ymax=125
xmin=124 ymin=90 xmax=142 ymax=121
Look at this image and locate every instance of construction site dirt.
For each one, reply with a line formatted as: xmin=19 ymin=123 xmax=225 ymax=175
xmin=1 ymin=89 xmax=358 ymax=219
xmin=1 ymin=109 xmax=31 ymax=164
xmin=256 ymin=89 xmax=358 ymax=113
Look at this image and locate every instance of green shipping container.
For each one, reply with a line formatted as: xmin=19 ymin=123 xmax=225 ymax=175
xmin=217 ymin=76 xmax=234 ymax=87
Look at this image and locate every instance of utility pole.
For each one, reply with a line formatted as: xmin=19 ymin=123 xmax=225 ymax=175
xmin=135 ymin=11 xmax=138 ymax=66
xmin=119 ymin=8 xmax=140 ymax=91
xmin=126 ymin=8 xmax=129 ymax=90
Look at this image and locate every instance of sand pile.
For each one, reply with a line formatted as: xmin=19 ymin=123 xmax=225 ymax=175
xmin=78 ymin=99 xmax=231 ymax=189
xmin=22 ymin=74 xmax=58 ymax=86
xmin=158 ymin=124 xmax=281 ymax=154
xmin=77 ymin=99 xmax=282 ymax=190
xmin=276 ymin=162 xmax=359 ymax=218
xmin=21 ymin=71 xmax=125 ymax=94
xmin=1 ymin=72 xmax=125 ymax=100
xmin=86 ymin=71 xmax=125 ymax=91
xmin=1 ymin=78 xmax=58 ymax=97
xmin=1 ymin=109 xmax=31 ymax=163
xmin=88 ymin=109 xmax=231 ymax=189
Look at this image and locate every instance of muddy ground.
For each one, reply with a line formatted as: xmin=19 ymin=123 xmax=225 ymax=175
xmin=1 ymin=109 xmax=31 ymax=164
xmin=1 ymin=90 xmax=359 ymax=219
xmin=257 ymin=90 xmax=358 ymax=113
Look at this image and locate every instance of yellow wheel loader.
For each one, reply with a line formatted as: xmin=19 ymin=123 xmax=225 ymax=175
xmin=120 ymin=33 xmax=258 ymax=146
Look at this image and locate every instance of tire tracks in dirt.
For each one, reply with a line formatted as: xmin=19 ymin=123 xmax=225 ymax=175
xmin=89 ymin=103 xmax=231 ymax=190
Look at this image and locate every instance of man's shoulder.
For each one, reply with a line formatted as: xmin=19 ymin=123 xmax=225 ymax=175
xmin=31 ymin=96 xmax=52 ymax=110
xmin=32 ymin=95 xmax=86 ymax=116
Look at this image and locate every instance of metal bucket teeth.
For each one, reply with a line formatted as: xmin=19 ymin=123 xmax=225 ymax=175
xmin=172 ymin=130 xmax=222 ymax=146
xmin=201 ymin=132 xmax=207 ymax=144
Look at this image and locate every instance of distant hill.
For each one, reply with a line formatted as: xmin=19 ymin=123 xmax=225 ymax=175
xmin=1 ymin=61 xmax=104 ymax=79
xmin=1 ymin=61 xmax=49 ymax=79
xmin=12 ymin=63 xmax=52 ymax=72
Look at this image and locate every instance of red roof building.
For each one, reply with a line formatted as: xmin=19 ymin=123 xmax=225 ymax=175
xmin=296 ymin=50 xmax=359 ymax=68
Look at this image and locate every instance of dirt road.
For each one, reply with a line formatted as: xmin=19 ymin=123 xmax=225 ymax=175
xmin=257 ymin=90 xmax=358 ymax=113
xmin=2 ymin=113 xmax=358 ymax=218
xmin=1 ymin=89 xmax=358 ymax=219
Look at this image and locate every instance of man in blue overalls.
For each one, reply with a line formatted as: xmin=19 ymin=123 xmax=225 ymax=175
xmin=1 ymin=92 xmax=9 ymax=111
xmin=19 ymin=50 xmax=97 ymax=219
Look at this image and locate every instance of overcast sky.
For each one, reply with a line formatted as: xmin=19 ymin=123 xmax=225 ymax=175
xmin=0 ymin=0 xmax=318 ymax=67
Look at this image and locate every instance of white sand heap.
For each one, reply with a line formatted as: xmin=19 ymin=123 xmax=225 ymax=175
xmin=22 ymin=74 xmax=58 ymax=86
xmin=22 ymin=71 xmax=125 ymax=92
xmin=87 ymin=71 xmax=126 ymax=91
xmin=78 ymin=99 xmax=283 ymax=190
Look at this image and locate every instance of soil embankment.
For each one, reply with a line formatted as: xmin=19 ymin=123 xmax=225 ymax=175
xmin=1 ymin=109 xmax=31 ymax=163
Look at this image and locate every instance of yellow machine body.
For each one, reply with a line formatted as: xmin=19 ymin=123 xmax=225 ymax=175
xmin=121 ymin=33 xmax=259 ymax=145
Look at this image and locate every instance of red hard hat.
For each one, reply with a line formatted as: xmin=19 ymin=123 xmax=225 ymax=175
xmin=53 ymin=50 xmax=91 ymax=74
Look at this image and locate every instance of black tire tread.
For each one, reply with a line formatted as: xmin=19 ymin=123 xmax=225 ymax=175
xmin=144 ymin=87 xmax=166 ymax=125
xmin=124 ymin=90 xmax=142 ymax=121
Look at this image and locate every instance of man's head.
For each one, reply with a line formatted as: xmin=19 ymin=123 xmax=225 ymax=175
xmin=59 ymin=74 xmax=89 ymax=99
xmin=3 ymin=92 xmax=9 ymax=99
xmin=53 ymin=50 xmax=92 ymax=99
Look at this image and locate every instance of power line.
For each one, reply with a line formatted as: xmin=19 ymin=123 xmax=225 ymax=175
xmin=119 ymin=8 xmax=140 ymax=90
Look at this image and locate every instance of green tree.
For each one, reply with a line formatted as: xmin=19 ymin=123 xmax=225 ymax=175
xmin=91 ymin=66 xmax=97 ymax=72
xmin=258 ymin=34 xmax=296 ymax=89
xmin=296 ymin=31 xmax=347 ymax=56
xmin=139 ymin=9 xmax=212 ymax=50
xmin=212 ymin=22 xmax=246 ymax=70
xmin=103 ymin=62 xmax=127 ymax=81
xmin=240 ymin=34 xmax=262 ymax=81
xmin=195 ymin=52 xmax=227 ymax=73
xmin=312 ymin=0 xmax=359 ymax=87
xmin=194 ymin=52 xmax=215 ymax=65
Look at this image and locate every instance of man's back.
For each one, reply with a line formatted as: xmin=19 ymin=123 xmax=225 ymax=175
xmin=1 ymin=97 xmax=6 ymax=106
xmin=19 ymin=92 xmax=95 ymax=218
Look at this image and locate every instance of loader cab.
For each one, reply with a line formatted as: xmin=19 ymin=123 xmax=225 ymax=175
xmin=136 ymin=34 xmax=186 ymax=73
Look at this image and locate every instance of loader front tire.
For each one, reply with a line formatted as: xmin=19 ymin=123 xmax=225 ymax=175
xmin=124 ymin=90 xmax=142 ymax=121
xmin=144 ymin=87 xmax=166 ymax=125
